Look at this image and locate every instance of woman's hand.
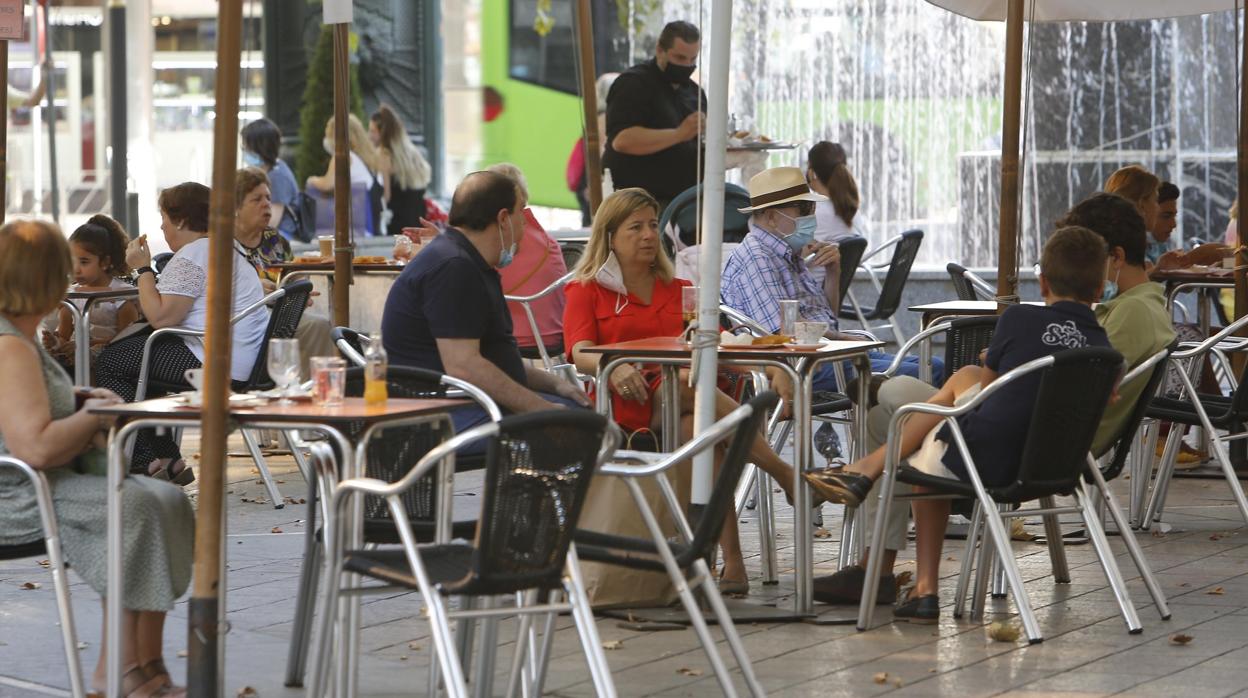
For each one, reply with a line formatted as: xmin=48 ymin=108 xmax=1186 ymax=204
xmin=609 ymin=363 xmax=649 ymax=404
xmin=125 ymin=235 xmax=152 ymax=270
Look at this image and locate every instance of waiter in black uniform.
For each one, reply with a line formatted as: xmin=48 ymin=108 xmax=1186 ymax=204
xmin=603 ymin=21 xmax=707 ymax=214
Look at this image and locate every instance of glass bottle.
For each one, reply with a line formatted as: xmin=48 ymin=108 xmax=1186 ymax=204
xmin=363 ymin=333 xmax=388 ymax=406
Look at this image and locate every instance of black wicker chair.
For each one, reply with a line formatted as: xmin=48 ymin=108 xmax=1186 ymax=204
xmin=309 ymin=410 xmax=619 ymax=698
xmin=857 ymin=347 xmax=1127 ymax=643
xmin=573 ymin=392 xmax=776 ymax=697
xmin=0 ymin=457 xmax=85 ymax=696
xmin=840 ymin=229 xmax=924 ymax=345
xmin=331 ymin=325 xmax=369 ymax=366
xmin=946 ymin=262 xmax=996 ymax=302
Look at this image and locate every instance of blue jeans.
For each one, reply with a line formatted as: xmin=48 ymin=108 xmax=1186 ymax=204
xmin=449 ymin=392 xmax=587 ymax=454
xmin=811 ymin=350 xmax=943 ymax=393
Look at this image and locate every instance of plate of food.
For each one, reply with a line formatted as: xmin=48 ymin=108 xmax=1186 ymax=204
xmin=717 ymin=331 xmax=794 ymax=349
xmin=352 ymin=255 xmax=390 ymax=265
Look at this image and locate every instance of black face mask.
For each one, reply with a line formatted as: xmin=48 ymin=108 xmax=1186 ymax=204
xmin=662 ymin=60 xmax=696 ymax=84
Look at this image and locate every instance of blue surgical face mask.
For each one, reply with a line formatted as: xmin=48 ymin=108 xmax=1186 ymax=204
xmin=776 ymin=210 xmax=817 ymax=253
xmin=242 ymin=150 xmax=264 ymax=168
xmin=1102 ymin=262 xmax=1121 ymax=302
xmin=497 ymin=213 xmax=518 ymax=268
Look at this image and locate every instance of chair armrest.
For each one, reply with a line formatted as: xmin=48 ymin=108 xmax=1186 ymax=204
xmin=887 ymin=353 xmax=1062 ymax=428
xmin=858 ymin=235 xmax=903 ymax=265
xmin=440 ymin=375 xmax=503 ymax=422
xmin=881 ymin=322 xmax=952 ymax=376
xmin=1173 ymin=313 xmax=1248 ymax=359
xmin=503 ymin=272 xmax=574 ymax=304
xmin=231 ymin=286 xmax=286 ymax=324
xmin=598 ymin=401 xmax=753 ymax=478
xmin=1119 ymin=348 xmax=1170 ymax=388
xmin=336 ymin=421 xmax=502 ymax=503
xmin=136 ymin=326 xmax=208 ymax=400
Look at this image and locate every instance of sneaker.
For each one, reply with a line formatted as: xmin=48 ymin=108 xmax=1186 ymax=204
xmin=892 ymin=594 xmax=940 ymax=624
xmin=813 ymin=565 xmax=897 ymax=605
xmin=1157 ymin=440 xmax=1205 ymax=470
xmin=802 ymin=469 xmax=873 ymax=506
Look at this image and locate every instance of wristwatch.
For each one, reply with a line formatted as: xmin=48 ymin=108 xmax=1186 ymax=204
xmin=135 ymin=266 xmax=156 ymax=279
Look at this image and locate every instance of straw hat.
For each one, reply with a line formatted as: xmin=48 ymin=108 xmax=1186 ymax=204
xmin=737 ymin=166 xmax=825 ymax=213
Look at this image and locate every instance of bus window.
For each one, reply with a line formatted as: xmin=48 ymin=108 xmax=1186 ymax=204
xmin=509 ymin=0 xmax=578 ymax=95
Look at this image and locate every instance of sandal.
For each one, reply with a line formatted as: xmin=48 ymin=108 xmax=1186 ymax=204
xmin=89 ymin=662 xmax=181 ymax=698
xmin=149 ymin=459 xmax=195 ymax=487
xmin=717 ymin=572 xmax=750 ymax=597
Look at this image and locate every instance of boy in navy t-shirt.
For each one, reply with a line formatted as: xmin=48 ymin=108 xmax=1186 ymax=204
xmin=805 ymin=226 xmax=1114 ymax=623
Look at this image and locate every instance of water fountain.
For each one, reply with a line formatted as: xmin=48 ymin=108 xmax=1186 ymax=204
xmin=630 ymin=0 xmax=1241 ymax=267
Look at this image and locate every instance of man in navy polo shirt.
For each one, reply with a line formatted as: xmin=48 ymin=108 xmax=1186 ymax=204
xmin=381 ymin=171 xmax=589 ymax=436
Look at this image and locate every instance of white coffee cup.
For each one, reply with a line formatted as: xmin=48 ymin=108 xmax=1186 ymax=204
xmin=184 ymin=368 xmax=204 ymax=390
xmin=1223 ymin=256 xmax=1236 ymax=270
xmin=793 ymin=321 xmax=829 ymax=345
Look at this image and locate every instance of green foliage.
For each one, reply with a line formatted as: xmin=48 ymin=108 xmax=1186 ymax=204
xmin=295 ymin=25 xmax=366 ymax=184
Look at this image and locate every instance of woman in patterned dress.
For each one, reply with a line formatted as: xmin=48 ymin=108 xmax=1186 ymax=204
xmin=0 ymin=220 xmax=194 ymax=696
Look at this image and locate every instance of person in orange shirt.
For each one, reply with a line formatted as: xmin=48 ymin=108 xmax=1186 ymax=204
xmin=563 ymin=187 xmax=807 ymax=595
xmin=488 ymin=164 xmax=569 ymax=355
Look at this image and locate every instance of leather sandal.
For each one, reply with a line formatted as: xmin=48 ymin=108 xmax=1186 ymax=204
xmin=89 ymin=663 xmax=176 ymax=698
xmin=149 ymin=459 xmax=195 ymax=487
xmin=717 ymin=572 xmax=749 ymax=596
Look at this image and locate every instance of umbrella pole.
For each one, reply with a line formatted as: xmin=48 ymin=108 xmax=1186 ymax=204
xmin=1235 ymin=2 xmax=1247 ymax=333
xmin=40 ymin=0 xmax=58 ymax=223
xmin=574 ymin=0 xmax=603 ymax=216
xmin=332 ymin=22 xmax=352 ymax=327
xmin=995 ymin=0 xmax=1025 ymax=310
xmin=187 ymin=0 xmax=242 ymax=695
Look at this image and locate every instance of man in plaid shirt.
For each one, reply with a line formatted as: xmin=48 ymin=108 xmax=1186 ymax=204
xmin=722 ymin=167 xmax=933 ymax=391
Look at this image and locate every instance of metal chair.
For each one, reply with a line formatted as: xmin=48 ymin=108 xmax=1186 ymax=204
xmin=946 ymin=262 xmax=995 ymax=302
xmin=658 ymin=182 xmax=752 ymax=252
xmin=858 ymin=347 xmax=1127 ymax=644
xmin=133 ymin=280 xmax=314 ymax=508
xmin=505 ymin=271 xmax=574 ymax=370
xmin=1140 ymin=315 xmax=1248 ymax=528
xmin=331 ymin=325 xmax=371 ymax=367
xmin=574 ymin=393 xmax=777 ymax=697
xmin=835 ymin=235 xmax=869 ymax=309
xmin=0 ymin=457 xmax=86 ymax=698
xmin=309 ymin=411 xmax=619 ymax=698
xmin=840 ymin=229 xmax=924 ymax=345
xmin=283 ymin=363 xmax=501 ymax=687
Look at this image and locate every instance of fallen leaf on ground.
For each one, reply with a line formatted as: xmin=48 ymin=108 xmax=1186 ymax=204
xmin=602 ymin=640 xmax=624 ymax=650
xmin=20 ymin=582 xmax=41 ymax=590
xmin=988 ymin=621 xmax=1021 ymax=642
xmin=1151 ymin=529 xmax=1166 ymax=538
xmin=399 ymin=655 xmax=408 ymax=661
xmin=893 ymin=678 xmax=904 ymax=688
xmin=1210 ymin=533 xmax=1224 ymax=541
xmin=77 ymin=642 xmax=88 ymax=650
xmin=813 ymin=527 xmax=832 ymax=539
xmin=1171 ymin=633 xmax=1194 ymax=645
xmin=407 ymin=641 xmax=422 ymax=651
xmin=249 ymin=468 xmax=261 ymax=475
xmin=677 ymin=667 xmax=703 ymax=677
xmin=37 ymin=559 xmax=50 ymax=568
xmin=177 ymin=649 xmax=188 ymax=658
xmin=236 ymin=687 xmax=258 ymax=698
xmin=873 ymin=672 xmax=889 ymax=684
xmin=928 ymin=668 xmax=938 ymax=673
xmin=1180 ymin=582 xmax=1190 ymax=587
xmin=270 ymin=526 xmax=283 ymax=534
xmin=946 ymin=556 xmax=957 ymax=561
xmin=1208 ymin=587 xmax=1225 ymax=595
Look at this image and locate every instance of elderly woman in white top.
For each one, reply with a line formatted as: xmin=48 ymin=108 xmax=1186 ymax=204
xmin=94 ymin=182 xmax=269 ymax=481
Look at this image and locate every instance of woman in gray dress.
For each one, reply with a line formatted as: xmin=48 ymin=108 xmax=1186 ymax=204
xmin=0 ymin=220 xmax=193 ymax=697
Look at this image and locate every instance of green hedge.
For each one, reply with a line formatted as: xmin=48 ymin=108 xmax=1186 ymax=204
xmin=295 ymin=25 xmax=365 ymax=184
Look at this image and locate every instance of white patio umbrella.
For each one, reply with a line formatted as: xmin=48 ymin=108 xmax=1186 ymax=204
xmin=925 ymin=0 xmax=1246 ymax=315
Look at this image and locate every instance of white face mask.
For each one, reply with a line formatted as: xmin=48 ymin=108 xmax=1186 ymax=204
xmin=595 ymin=252 xmax=630 ymax=314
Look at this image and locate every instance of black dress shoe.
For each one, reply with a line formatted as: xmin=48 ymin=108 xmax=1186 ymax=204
xmin=893 ymin=594 xmax=940 ymax=624
xmin=813 ymin=565 xmax=897 ymax=605
xmin=802 ymin=469 xmax=873 ymax=505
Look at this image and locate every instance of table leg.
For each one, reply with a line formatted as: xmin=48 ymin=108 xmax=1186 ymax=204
xmin=661 ymin=365 xmax=680 ymax=453
xmin=106 ymin=425 xmax=124 ymax=698
xmin=793 ymin=363 xmax=814 ymax=615
xmin=73 ymin=302 xmax=89 ymax=386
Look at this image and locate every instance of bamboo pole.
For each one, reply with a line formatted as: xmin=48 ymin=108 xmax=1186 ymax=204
xmin=995 ymin=0 xmax=1025 ymax=311
xmin=574 ymin=0 xmax=603 ymax=216
xmin=186 ymin=0 xmax=242 ymax=694
xmin=332 ymin=22 xmax=351 ymax=327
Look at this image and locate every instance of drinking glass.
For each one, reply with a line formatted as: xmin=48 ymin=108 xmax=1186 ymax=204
xmin=779 ymin=299 xmax=800 ymax=337
xmin=310 ymin=356 xmax=346 ymax=406
xmin=267 ymin=338 xmax=302 ymax=404
xmin=681 ymin=285 xmax=700 ymax=329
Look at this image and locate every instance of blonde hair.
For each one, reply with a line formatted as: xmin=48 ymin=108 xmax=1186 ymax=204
xmin=325 ymin=114 xmax=381 ymax=172
xmin=573 ymin=188 xmax=674 ymax=284
xmin=486 ymin=162 xmax=529 ymax=201
xmin=1104 ymin=165 xmax=1160 ymax=210
xmin=371 ymin=105 xmax=431 ymax=191
xmin=0 ymin=219 xmax=72 ymax=316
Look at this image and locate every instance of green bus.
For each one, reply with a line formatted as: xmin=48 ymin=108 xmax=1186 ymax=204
xmin=480 ymin=0 xmax=630 ymax=209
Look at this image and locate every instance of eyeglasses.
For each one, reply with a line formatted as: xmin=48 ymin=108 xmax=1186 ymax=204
xmin=792 ymin=201 xmax=816 ymax=217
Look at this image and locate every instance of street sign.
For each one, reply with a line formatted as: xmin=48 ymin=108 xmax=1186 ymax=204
xmin=323 ymin=0 xmax=352 ymax=24
xmin=0 ymin=0 xmax=26 ymax=41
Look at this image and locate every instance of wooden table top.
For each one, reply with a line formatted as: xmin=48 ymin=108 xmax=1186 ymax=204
xmin=65 ymin=287 xmax=140 ymax=300
xmin=90 ymin=396 xmax=466 ymax=425
xmin=1151 ymin=266 xmax=1236 ymax=283
xmin=270 ymin=260 xmax=405 ymax=273
xmin=580 ymin=335 xmax=884 ymax=359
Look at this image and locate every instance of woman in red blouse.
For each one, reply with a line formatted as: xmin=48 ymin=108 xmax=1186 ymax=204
xmin=564 ymin=187 xmax=803 ymax=594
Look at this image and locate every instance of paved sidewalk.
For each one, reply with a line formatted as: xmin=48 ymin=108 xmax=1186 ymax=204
xmin=4 ymin=435 xmax=1248 ymax=697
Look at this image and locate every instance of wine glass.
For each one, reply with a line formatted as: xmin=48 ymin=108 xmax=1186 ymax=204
xmin=267 ymin=338 xmax=301 ymax=404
